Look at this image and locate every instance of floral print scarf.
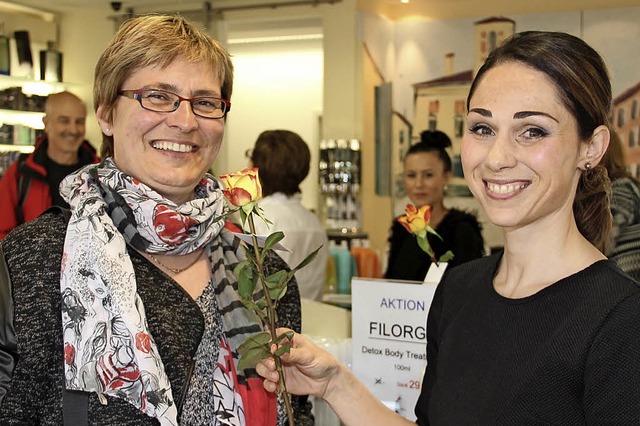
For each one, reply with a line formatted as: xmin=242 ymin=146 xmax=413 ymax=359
xmin=58 ymin=158 xmax=227 ymax=425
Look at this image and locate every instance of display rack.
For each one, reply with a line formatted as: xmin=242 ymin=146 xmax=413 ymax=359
xmin=318 ymin=138 xmax=362 ymax=231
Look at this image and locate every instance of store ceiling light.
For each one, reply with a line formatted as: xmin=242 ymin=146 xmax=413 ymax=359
xmin=0 ymin=0 xmax=56 ymax=22
xmin=228 ymin=33 xmax=323 ymax=45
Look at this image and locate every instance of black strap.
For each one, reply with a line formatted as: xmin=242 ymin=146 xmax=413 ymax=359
xmin=58 ymin=200 xmax=88 ymax=425
xmin=62 ymin=389 xmax=89 ymax=426
xmin=54 ymin=206 xmax=87 ymax=425
xmin=0 ymin=244 xmax=17 ymax=409
xmin=15 ymin=154 xmax=31 ymax=225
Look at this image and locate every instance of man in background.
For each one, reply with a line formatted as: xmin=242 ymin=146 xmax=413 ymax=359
xmin=0 ymin=91 xmax=99 ymax=239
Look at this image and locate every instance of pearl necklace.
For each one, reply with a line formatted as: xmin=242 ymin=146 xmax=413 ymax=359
xmin=147 ymin=249 xmax=205 ymax=274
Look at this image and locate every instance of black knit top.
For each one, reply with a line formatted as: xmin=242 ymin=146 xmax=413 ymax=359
xmin=416 ymin=253 xmax=640 ymax=425
xmin=384 ymin=208 xmax=484 ymax=281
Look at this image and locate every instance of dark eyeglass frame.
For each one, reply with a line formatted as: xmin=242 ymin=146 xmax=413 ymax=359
xmin=119 ymin=88 xmax=231 ymax=119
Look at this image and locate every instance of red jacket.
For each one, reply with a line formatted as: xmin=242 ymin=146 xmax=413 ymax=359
xmin=0 ymin=137 xmax=99 ymax=239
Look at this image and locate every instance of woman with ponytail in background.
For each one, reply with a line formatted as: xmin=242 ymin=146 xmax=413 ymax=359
xmin=384 ymin=130 xmax=484 ymax=281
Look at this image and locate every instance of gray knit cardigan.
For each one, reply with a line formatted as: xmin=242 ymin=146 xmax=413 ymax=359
xmin=0 ymin=209 xmax=313 ymax=425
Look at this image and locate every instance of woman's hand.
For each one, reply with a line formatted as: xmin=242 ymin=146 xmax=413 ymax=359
xmin=258 ymin=328 xmax=414 ymax=426
xmin=256 ymin=328 xmax=343 ymax=399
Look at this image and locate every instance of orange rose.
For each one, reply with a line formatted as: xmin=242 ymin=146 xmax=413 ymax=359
xmin=398 ymin=204 xmax=432 ymax=238
xmin=220 ymin=167 xmax=263 ymax=207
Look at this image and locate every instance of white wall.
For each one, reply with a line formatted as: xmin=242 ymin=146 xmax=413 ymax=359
xmin=58 ymin=9 xmax=115 ymax=151
xmin=216 ymin=38 xmax=323 ymax=211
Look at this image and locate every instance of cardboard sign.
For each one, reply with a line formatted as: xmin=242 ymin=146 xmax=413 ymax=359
xmin=351 ymin=277 xmax=439 ymax=420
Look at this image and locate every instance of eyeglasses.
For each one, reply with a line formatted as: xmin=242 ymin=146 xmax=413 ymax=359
xmin=119 ymin=88 xmax=231 ymax=119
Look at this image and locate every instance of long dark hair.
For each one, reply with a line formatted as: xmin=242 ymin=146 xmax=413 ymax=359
xmin=405 ymin=130 xmax=452 ymax=173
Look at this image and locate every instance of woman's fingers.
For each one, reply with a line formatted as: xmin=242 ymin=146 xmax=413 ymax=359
xmin=256 ymin=357 xmax=276 ymax=377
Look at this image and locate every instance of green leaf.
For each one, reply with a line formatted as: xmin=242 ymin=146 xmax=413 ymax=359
xmin=254 ymin=206 xmax=273 ymax=227
xmin=273 ymin=330 xmax=295 ymax=345
xmin=274 ymin=342 xmax=291 ymax=357
xmin=239 ymin=208 xmax=248 ymax=226
xmin=241 ymin=298 xmax=261 ymax=313
xmin=269 ymin=285 xmax=288 ymax=301
xmin=439 ymin=250 xmax=455 ymax=263
xmin=291 ymin=245 xmax=322 ymax=272
xmin=233 ymin=259 xmax=251 ymax=277
xmin=235 ymin=262 xmax=257 ymax=299
xmin=426 ymin=225 xmax=443 ymax=241
xmin=237 ymin=331 xmax=271 ymax=354
xmin=241 ymin=244 xmax=256 ymax=262
xmin=264 ymin=270 xmax=288 ymax=289
xmin=241 ymin=201 xmax=257 ymax=216
xmin=417 ymin=236 xmax=435 ymax=260
xmin=256 ymin=298 xmax=268 ymax=310
xmin=237 ymin=332 xmax=272 ymax=370
xmin=263 ymin=231 xmax=285 ymax=254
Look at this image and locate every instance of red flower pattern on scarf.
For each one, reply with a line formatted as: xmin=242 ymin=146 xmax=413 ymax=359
xmin=152 ymin=205 xmax=198 ymax=244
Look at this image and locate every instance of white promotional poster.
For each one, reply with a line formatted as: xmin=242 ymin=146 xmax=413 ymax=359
xmin=351 ymin=276 xmax=439 ymax=420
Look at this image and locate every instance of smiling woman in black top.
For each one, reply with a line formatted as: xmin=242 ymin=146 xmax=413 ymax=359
xmin=255 ymin=31 xmax=640 ymax=426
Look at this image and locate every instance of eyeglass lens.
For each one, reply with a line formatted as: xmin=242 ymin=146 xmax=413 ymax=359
xmin=138 ymin=89 xmax=227 ymax=118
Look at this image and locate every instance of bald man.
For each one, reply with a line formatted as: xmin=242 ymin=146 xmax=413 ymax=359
xmin=0 ymin=91 xmax=99 ymax=239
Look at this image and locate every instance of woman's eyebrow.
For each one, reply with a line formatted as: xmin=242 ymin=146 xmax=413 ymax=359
xmin=513 ymin=110 xmax=559 ymax=123
xmin=468 ymin=107 xmax=491 ymax=117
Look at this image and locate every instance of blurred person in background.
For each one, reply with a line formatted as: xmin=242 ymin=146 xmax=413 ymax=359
xmin=384 ymin=130 xmax=484 ymax=281
xmin=0 ymin=91 xmax=99 ymax=239
xmin=602 ymin=129 xmax=640 ymax=281
xmin=249 ymin=129 xmax=329 ymax=301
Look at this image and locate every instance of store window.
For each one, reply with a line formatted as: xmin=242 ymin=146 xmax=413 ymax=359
xmin=488 ymin=31 xmax=498 ymax=52
xmin=617 ymin=108 xmax=625 ymax=128
xmin=454 ymin=100 xmax=465 ymax=137
xmin=428 ymin=100 xmax=439 ymax=131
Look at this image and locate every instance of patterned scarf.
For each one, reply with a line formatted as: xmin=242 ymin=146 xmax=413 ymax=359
xmin=59 ymin=158 xmax=230 ymax=425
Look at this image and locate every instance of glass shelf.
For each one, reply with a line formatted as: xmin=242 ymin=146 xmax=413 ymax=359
xmin=0 ymin=109 xmax=44 ymax=129
xmin=0 ymin=74 xmax=70 ymax=96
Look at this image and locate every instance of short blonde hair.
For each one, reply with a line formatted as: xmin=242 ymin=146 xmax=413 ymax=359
xmin=94 ymin=14 xmax=234 ymax=158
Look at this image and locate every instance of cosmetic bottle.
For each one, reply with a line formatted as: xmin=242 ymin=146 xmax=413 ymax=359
xmin=40 ymin=40 xmax=62 ymax=82
xmin=0 ymin=23 xmax=9 ymax=75
xmin=13 ymin=30 xmax=33 ymax=78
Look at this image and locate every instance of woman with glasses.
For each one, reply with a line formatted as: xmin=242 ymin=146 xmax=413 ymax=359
xmin=0 ymin=15 xmax=312 ymax=425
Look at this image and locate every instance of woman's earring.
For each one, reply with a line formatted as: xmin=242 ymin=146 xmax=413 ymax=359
xmin=584 ymin=162 xmax=592 ymax=171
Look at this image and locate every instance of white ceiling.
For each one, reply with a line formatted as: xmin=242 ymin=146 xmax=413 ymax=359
xmin=362 ymin=0 xmax=640 ymax=21
xmin=6 ymin=0 xmax=640 ymax=21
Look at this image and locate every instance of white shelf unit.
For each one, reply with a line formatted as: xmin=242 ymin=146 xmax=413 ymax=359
xmin=0 ymin=75 xmax=70 ymax=147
